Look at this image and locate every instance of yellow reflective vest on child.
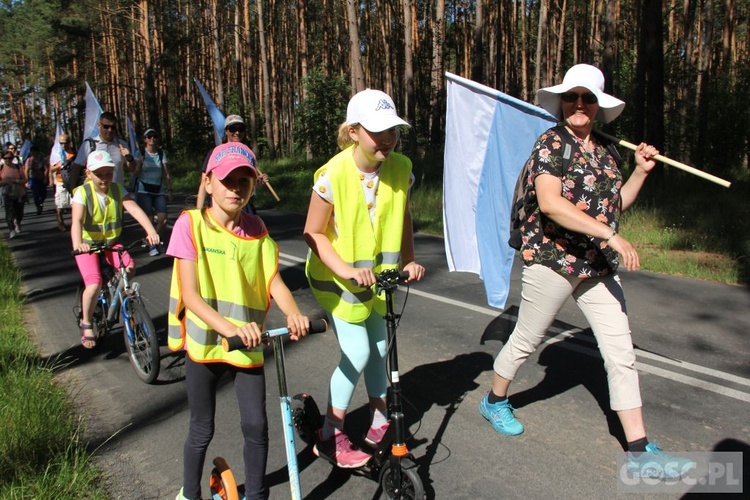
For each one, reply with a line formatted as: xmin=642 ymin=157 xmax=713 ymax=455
xmin=305 ymin=146 xmax=411 ymax=323
xmin=168 ymin=209 xmax=279 ymax=368
xmin=75 ymin=181 xmax=124 ymax=245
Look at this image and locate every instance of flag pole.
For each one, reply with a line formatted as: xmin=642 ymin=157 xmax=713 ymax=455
xmin=596 ymin=131 xmax=731 ymax=188
xmin=255 ymin=165 xmax=281 ymax=201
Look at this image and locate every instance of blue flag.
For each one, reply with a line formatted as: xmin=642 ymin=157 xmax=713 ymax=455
xmin=126 ymin=116 xmax=142 ymax=161
xmin=19 ymin=139 xmax=32 ymax=163
xmin=194 ymin=78 xmax=226 ymax=146
xmin=443 ymin=72 xmax=557 ymax=309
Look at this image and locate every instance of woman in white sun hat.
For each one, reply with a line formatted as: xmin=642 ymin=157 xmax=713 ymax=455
xmin=479 ymin=64 xmax=695 ymax=479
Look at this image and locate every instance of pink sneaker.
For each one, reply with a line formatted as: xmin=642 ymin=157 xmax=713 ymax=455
xmin=313 ymin=429 xmax=371 ymax=468
xmin=364 ymin=423 xmax=390 ymax=446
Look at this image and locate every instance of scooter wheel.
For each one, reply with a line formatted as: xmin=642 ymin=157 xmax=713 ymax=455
xmin=379 ymin=459 xmax=425 ymax=500
xmin=209 ymin=457 xmax=240 ymax=500
xmin=292 ymin=393 xmax=323 ymax=445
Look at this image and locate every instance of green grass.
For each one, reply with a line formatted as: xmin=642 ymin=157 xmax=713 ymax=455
xmin=168 ymin=153 xmax=749 ymax=285
xmin=0 ymin=243 xmax=105 ymax=499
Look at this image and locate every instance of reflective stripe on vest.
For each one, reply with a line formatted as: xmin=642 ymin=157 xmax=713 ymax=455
xmin=167 ymin=209 xmax=278 ymax=368
xmin=305 ymin=147 xmax=411 ymax=322
xmin=78 ymin=181 xmax=123 ymax=245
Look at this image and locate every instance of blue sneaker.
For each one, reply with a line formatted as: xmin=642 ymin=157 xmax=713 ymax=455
xmin=627 ymin=441 xmax=696 ymax=479
xmin=478 ymin=392 xmax=524 ymax=436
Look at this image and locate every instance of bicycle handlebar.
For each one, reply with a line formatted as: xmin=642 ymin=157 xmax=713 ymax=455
xmin=222 ymin=318 xmax=328 ymax=352
xmin=71 ymin=239 xmax=161 ymax=256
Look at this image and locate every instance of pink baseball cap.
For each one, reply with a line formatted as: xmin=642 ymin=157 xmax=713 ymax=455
xmin=205 ymin=143 xmax=259 ymax=180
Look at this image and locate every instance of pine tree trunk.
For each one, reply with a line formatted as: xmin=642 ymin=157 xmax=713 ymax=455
xmin=257 ymin=0 xmax=276 ymax=158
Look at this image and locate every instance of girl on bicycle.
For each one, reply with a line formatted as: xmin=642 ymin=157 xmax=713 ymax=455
xmin=303 ymin=89 xmax=425 ymax=468
xmin=71 ymin=151 xmax=159 ymax=349
xmin=167 ymin=142 xmax=311 ymax=500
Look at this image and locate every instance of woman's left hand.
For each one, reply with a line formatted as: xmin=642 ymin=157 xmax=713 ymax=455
xmin=634 ymin=143 xmax=659 ymax=174
xmin=606 ymin=234 xmax=640 ymax=272
xmin=402 ymin=261 xmax=425 ymax=282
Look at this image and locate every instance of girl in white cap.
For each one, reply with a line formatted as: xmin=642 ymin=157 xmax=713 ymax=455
xmin=303 ymin=89 xmax=425 ymax=468
xmin=479 ymin=64 xmax=694 ymax=479
xmin=71 ymin=150 xmax=160 ymax=349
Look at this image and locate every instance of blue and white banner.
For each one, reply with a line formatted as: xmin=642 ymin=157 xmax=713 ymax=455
xmin=443 ymin=72 xmax=557 ymax=309
xmin=194 ymin=78 xmax=226 ymax=146
xmin=74 ymin=82 xmax=103 ymax=165
xmin=49 ymin=122 xmax=65 ymax=166
xmin=19 ymin=139 xmax=32 ymax=162
xmin=126 ymin=116 xmax=142 ymax=161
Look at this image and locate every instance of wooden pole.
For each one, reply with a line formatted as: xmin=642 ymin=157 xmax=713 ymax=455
xmin=255 ymin=164 xmax=280 ymax=201
xmin=597 ymin=131 xmax=732 ymax=188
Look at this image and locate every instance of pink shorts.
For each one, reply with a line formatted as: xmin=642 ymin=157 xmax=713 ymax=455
xmin=75 ymin=244 xmax=134 ymax=286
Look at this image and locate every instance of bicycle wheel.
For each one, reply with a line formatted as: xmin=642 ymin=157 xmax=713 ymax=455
xmin=379 ymin=459 xmax=425 ymax=500
xmin=122 ymin=296 xmax=160 ymax=384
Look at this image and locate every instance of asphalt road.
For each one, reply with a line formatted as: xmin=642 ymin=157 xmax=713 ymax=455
xmin=5 ymin=194 xmax=749 ymax=499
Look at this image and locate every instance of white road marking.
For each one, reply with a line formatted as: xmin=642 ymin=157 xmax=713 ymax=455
xmin=279 ymin=252 xmax=750 ymax=402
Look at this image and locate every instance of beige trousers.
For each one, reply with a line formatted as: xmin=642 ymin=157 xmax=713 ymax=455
xmin=494 ymin=264 xmax=642 ymax=411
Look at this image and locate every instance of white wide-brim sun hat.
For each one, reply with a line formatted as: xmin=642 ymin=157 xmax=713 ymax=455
xmin=536 ymin=64 xmax=625 ymax=124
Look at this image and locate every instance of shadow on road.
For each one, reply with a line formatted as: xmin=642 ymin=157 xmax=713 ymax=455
xmin=275 ymin=351 xmax=494 ymax=499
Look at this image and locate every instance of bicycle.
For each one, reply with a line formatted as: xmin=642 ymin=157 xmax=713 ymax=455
xmin=293 ymin=269 xmax=426 ymax=500
xmin=72 ymin=239 xmax=161 ymax=384
xmin=213 ymin=319 xmax=329 ymax=500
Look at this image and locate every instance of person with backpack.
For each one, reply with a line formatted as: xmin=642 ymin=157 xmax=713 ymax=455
xmin=133 ymin=128 xmax=172 ymax=256
xmin=478 ymin=64 xmax=695 ymax=479
xmin=49 ymin=134 xmax=76 ymax=231
xmin=1 ymin=149 xmax=27 ymax=238
xmin=75 ymin=112 xmax=136 ymax=190
xmin=24 ymin=147 xmax=48 ymax=215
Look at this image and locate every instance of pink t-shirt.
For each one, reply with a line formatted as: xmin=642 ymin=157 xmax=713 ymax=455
xmin=167 ymin=210 xmax=268 ymax=261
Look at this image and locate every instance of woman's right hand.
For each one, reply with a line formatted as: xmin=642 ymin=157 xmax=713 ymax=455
xmin=345 ymin=267 xmax=376 ymax=288
xmin=606 ymin=234 xmax=640 ymax=271
xmin=231 ymin=322 xmax=263 ymax=349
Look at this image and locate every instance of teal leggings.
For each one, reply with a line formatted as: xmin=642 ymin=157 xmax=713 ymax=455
xmin=328 ymin=312 xmax=388 ymax=410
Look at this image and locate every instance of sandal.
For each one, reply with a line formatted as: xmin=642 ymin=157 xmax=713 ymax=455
xmin=79 ymin=323 xmax=96 ymax=349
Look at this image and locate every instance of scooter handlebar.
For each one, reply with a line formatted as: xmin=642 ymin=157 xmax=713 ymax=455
xmin=222 ymin=318 xmax=328 ymax=352
xmin=349 ymin=269 xmax=411 ymax=286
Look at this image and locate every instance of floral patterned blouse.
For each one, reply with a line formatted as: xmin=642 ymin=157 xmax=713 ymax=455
xmin=518 ymin=127 xmax=623 ymax=278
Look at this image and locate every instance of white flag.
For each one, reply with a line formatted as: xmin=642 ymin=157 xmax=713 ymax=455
xmin=443 ymin=72 xmax=556 ymax=309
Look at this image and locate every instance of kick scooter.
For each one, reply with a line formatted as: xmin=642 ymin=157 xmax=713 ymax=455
xmin=211 ymin=318 xmax=328 ymax=500
xmin=292 ymin=269 xmax=426 ymax=500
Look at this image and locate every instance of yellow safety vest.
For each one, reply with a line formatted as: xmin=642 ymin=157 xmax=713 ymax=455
xmin=76 ymin=181 xmax=123 ymax=245
xmin=168 ymin=210 xmax=279 ymax=368
xmin=306 ymin=146 xmax=411 ymax=322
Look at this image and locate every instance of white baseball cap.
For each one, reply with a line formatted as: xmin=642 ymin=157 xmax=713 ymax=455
xmin=346 ymin=89 xmax=410 ymax=132
xmin=87 ymin=150 xmax=116 ymax=171
xmin=536 ymin=64 xmax=625 ymax=124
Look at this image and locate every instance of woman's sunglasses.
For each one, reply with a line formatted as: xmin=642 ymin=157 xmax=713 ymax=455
xmin=226 ymin=125 xmax=246 ymax=134
xmin=561 ymin=91 xmax=598 ymax=104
